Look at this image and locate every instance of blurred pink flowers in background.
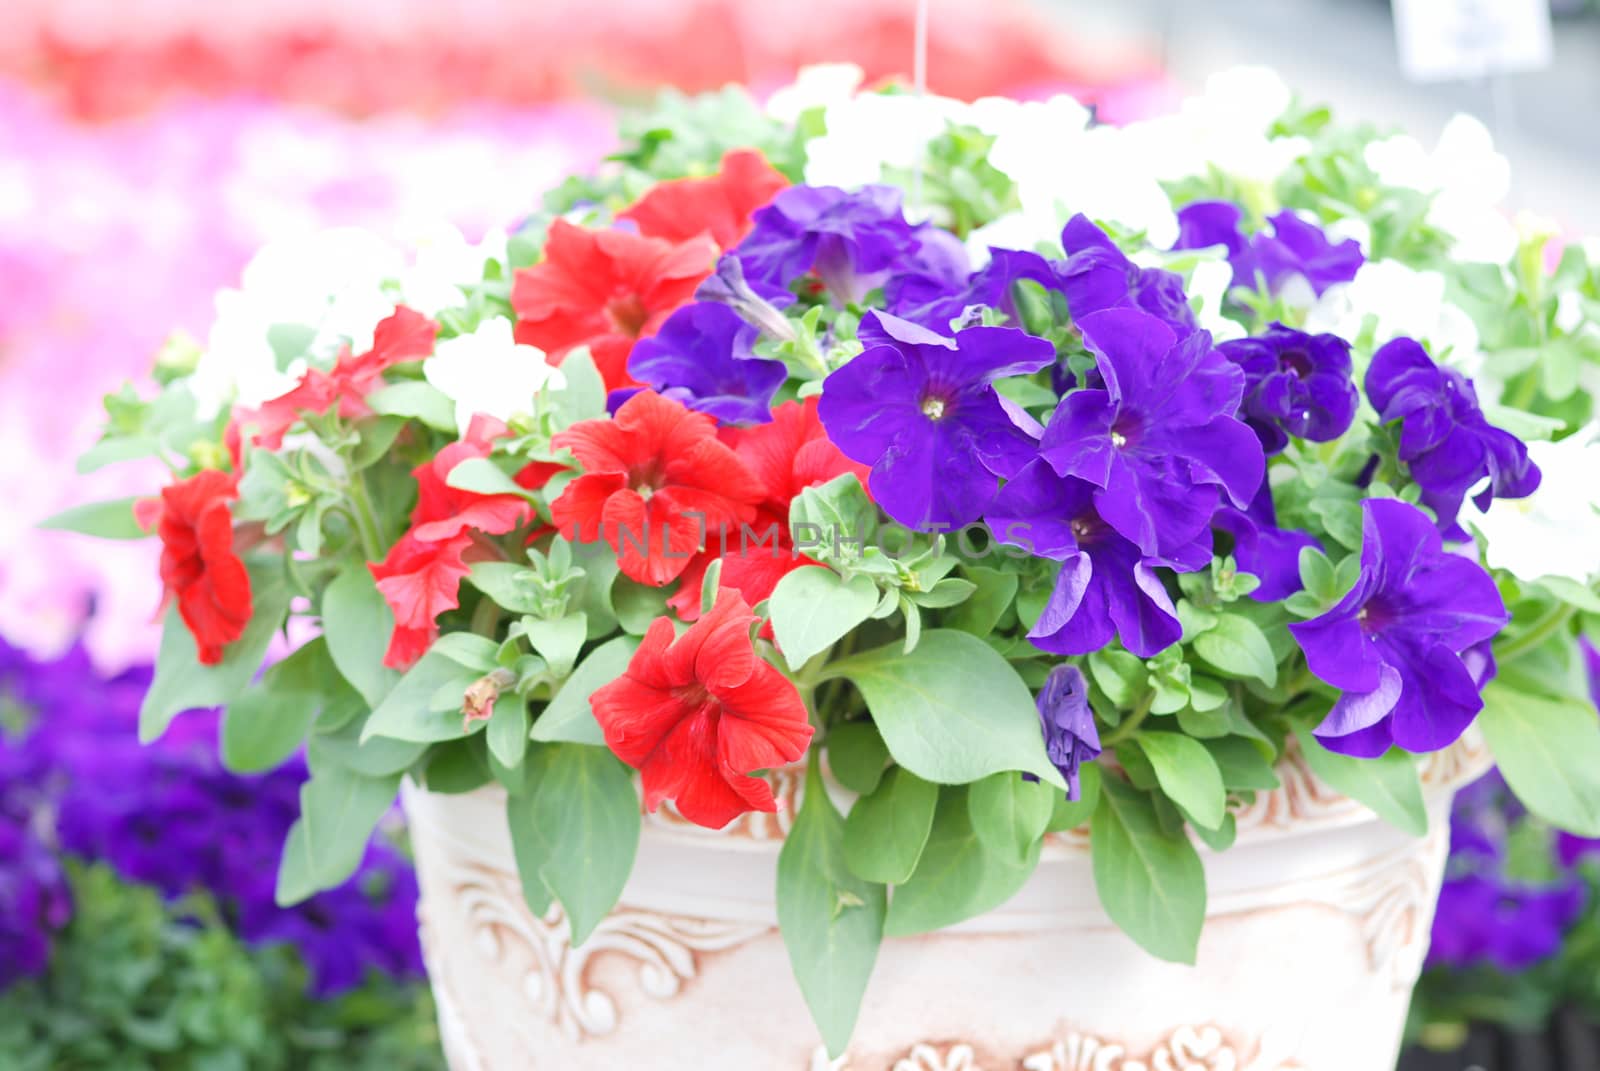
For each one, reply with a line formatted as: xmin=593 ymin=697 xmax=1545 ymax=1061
xmin=0 ymin=83 xmax=611 ymax=669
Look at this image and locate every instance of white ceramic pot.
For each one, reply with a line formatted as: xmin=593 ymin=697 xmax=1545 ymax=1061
xmin=402 ymin=733 xmax=1490 ymax=1071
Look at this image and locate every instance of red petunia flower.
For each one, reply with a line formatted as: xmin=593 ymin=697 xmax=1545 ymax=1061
xmin=510 ymin=220 xmax=716 ymax=393
xmin=668 ymin=398 xmax=871 ymax=621
xmin=152 ymin=469 xmax=253 ymax=665
xmin=241 ymin=305 xmax=437 ymax=450
xmin=369 ymin=415 xmax=537 ymax=669
xmin=409 ymin=415 xmax=533 ymax=542
xmin=368 ymin=531 xmax=473 ymax=670
xmin=618 ymin=149 xmax=789 ymax=252
xmin=550 ymin=390 xmax=763 ymax=587
xmin=590 ymin=589 xmax=813 ymax=829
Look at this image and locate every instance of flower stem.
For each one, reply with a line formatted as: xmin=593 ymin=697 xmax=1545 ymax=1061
xmin=1101 ymin=690 xmax=1155 ymax=749
xmin=1497 ymin=602 xmax=1578 ymax=664
xmin=344 ymin=468 xmax=386 ymax=561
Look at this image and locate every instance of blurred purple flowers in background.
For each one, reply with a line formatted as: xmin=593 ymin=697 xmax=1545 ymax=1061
xmin=0 ymin=638 xmax=423 ymax=996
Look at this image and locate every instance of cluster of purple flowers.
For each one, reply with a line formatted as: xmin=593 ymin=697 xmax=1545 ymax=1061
xmin=598 ymin=179 xmax=1541 ymax=785
xmin=721 ymin=187 xmax=1536 ymax=779
xmin=1174 ymin=201 xmax=1364 ymax=297
xmin=0 ymin=639 xmax=423 ymax=996
xmin=1429 ymin=639 xmax=1600 ymax=973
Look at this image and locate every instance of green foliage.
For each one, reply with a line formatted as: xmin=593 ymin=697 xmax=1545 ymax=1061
xmin=0 ymin=865 xmax=442 ymax=1071
xmin=842 ymin=766 xmax=938 ymax=884
xmin=769 ymin=566 xmax=880 ymax=669
xmin=778 ymin=760 xmax=886 ymax=1057
xmin=883 ymin=786 xmax=1040 ymax=937
xmin=505 ymin=743 xmax=641 ymax=944
xmin=1292 ymin=727 xmax=1427 ymax=836
xmin=1089 ymin=777 xmax=1207 ymax=964
xmin=141 ymin=564 xmax=292 ymax=744
xmin=820 ymin=630 xmax=1066 ymax=789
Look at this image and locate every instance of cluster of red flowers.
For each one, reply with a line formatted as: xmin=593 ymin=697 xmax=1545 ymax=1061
xmin=148 ymin=148 xmax=850 ymax=828
xmin=368 ymin=415 xmax=541 ymax=669
xmin=510 ymin=150 xmax=786 ymax=393
xmin=236 ymin=306 xmax=438 ymax=451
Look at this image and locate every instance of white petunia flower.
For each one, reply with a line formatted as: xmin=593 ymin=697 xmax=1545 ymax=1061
xmin=1462 ymin=428 xmax=1600 ymax=584
xmin=1366 ymin=115 xmax=1515 ymax=264
xmin=803 ymin=90 xmax=972 ymax=191
xmin=1305 ymin=258 xmax=1484 ymax=377
xmin=395 ymin=222 xmax=507 ymax=317
xmin=423 ymin=317 xmax=564 ymax=436
xmin=1185 ymin=258 xmax=1248 ymax=342
xmin=766 ymin=64 xmax=866 ymax=123
xmin=188 ymin=228 xmax=402 ymax=416
xmin=1115 ymin=67 xmax=1308 ymax=188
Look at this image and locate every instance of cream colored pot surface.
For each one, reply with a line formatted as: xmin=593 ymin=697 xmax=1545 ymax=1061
xmin=401 ymin=733 xmax=1490 ymax=1071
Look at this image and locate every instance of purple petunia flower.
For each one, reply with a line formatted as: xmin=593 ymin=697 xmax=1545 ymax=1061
xmin=1427 ymin=872 xmax=1585 ymax=972
xmin=1240 ymin=211 xmax=1364 ymax=297
xmin=818 ymin=311 xmax=1052 ymax=529
xmin=1038 ymin=307 xmax=1264 ymax=559
xmin=695 ymin=253 xmax=797 ymax=341
xmin=626 ymin=302 xmax=788 ymax=425
xmin=733 ymin=184 xmax=965 ymax=305
xmin=1173 ymin=201 xmax=1248 ymax=258
xmin=1058 ymin=215 xmax=1197 ymax=331
xmin=1174 ymin=204 xmax=1362 ymax=299
xmin=1290 ymin=498 xmax=1508 ymax=757
xmin=1218 ymin=324 xmax=1358 ymax=454
xmin=1365 ymin=337 xmax=1541 ymax=535
xmin=1035 ymin=664 xmax=1102 ymax=801
xmin=887 ymin=247 xmax=1063 ymax=332
xmin=0 ymin=812 xmax=72 ymax=988
xmin=1213 ymin=483 xmax=1321 ymax=602
xmin=989 ymin=460 xmax=1209 ymax=658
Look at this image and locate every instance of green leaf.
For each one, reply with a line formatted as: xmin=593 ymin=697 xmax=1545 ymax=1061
xmin=1192 ymin=614 xmax=1278 ymax=686
xmin=884 ymin=787 xmax=1040 ymax=936
xmin=825 ymin=630 xmax=1066 ymax=789
xmin=611 ymin=575 xmax=670 ymax=635
xmin=465 ymin=562 xmax=544 ymax=614
xmin=841 ymin=767 xmax=938 ymax=884
xmin=505 ymin=743 xmax=641 ymax=944
xmin=967 ymin=771 xmax=1055 ymax=863
xmin=1089 ymin=778 xmax=1206 ymax=964
xmin=827 ymin=720 xmax=890 ymax=796
xmin=1292 ymin=727 xmax=1427 ymax=836
xmin=546 ymin=349 xmax=606 ymax=425
xmin=141 ymin=565 xmax=291 ymax=743
xmin=943 ymin=566 xmax=1018 ymax=636
xmin=362 ymin=650 xmax=481 ymax=742
xmin=1088 ymin=649 xmax=1148 ymax=709
xmin=431 ymin=632 xmax=500 ymax=672
xmin=1047 ymin=763 xmax=1101 ymax=831
xmin=488 ymin=693 xmax=531 ymax=769
xmin=1135 ymin=732 xmax=1227 ymax=831
xmin=37 ymin=497 xmax=148 ymax=540
xmin=1480 ymin=681 xmax=1600 ymax=837
xmin=365 ymin=380 xmax=458 ymax=432
xmin=519 ymin=614 xmax=589 ymax=678
xmin=445 ymin=457 xmax=535 ymax=499
xmin=220 ymin=638 xmax=336 ymax=773
xmin=769 ymin=567 xmax=879 ymax=669
xmin=277 ymin=765 xmax=401 ymax=905
xmin=320 ymin=566 xmax=400 ymax=708
xmin=777 ymin=760 xmax=886 ymax=1058
xmin=532 ymin=636 xmax=640 ymax=745
xmin=1204 ymin=737 xmax=1281 ymax=792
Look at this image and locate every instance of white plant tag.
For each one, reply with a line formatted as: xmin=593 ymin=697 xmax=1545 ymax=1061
xmin=1393 ymin=0 xmax=1554 ymax=82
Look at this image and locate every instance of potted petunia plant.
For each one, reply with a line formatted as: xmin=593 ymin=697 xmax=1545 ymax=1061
xmin=53 ymin=67 xmax=1600 ymax=1070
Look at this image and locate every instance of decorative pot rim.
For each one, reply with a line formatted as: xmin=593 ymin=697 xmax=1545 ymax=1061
xmin=403 ymin=728 xmax=1492 ymax=864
